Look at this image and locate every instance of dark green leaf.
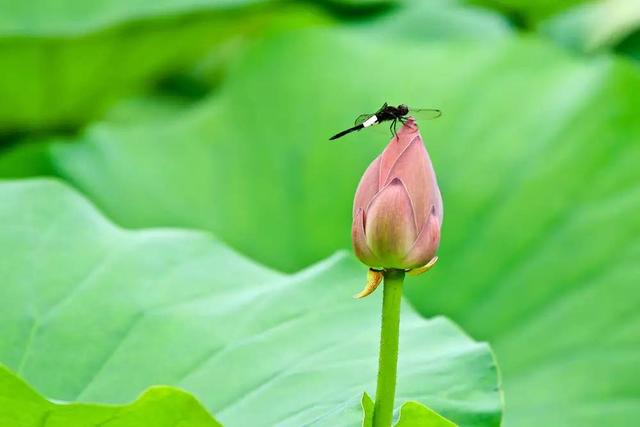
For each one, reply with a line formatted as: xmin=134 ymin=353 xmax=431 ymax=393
xmin=0 ymin=139 xmax=56 ymax=178
xmin=465 ymin=0 xmax=588 ymax=26
xmin=0 ymin=0 xmax=323 ymax=131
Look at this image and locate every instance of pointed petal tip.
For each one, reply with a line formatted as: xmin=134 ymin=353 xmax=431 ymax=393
xmin=404 ymin=117 xmax=418 ymax=127
xmin=353 ymin=269 xmax=383 ymax=299
xmin=407 ymin=256 xmax=438 ymax=276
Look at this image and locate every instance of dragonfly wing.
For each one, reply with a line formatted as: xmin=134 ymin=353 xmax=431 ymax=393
xmin=409 ymin=108 xmax=442 ymax=120
xmin=354 ymin=113 xmax=375 ymax=126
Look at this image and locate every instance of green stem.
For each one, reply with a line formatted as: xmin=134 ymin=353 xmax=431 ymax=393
xmin=373 ymin=269 xmax=405 ymax=427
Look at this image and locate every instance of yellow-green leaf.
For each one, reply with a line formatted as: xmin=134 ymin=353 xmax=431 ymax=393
xmin=0 ymin=364 xmax=221 ymax=427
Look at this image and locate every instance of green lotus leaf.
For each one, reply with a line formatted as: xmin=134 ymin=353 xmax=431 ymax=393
xmin=51 ymin=27 xmax=640 ymax=426
xmin=541 ymin=0 xmax=640 ymax=57
xmin=465 ymin=0 xmax=588 ymax=25
xmin=0 ymin=179 xmax=501 ymax=426
xmin=355 ymin=0 xmax=511 ymax=41
xmin=0 ymin=0 xmax=327 ymax=131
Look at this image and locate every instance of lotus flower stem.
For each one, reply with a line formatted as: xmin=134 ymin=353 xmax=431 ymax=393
xmin=373 ymin=269 xmax=405 ymax=427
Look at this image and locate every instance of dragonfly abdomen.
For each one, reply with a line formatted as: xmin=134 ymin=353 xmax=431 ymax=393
xmin=362 ymin=115 xmax=378 ymax=128
xmin=329 ymin=123 xmax=365 ymax=140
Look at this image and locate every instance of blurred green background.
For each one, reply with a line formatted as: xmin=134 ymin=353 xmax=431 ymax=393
xmin=0 ymin=0 xmax=639 ymax=425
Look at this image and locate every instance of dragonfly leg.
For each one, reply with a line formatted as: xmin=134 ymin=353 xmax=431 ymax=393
xmin=390 ymin=119 xmax=400 ymax=140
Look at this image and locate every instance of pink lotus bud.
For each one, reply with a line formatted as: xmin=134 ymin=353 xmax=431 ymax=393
xmin=351 ymin=118 xmax=442 ymax=271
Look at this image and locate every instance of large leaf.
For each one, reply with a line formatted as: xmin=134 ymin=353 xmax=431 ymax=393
xmin=541 ymin=0 xmax=640 ymax=57
xmin=0 ymin=179 xmax=501 ymax=426
xmin=0 ymin=0 xmax=269 ymax=35
xmin=355 ymin=0 xmax=511 ymax=41
xmin=0 ymin=364 xmax=222 ymax=427
xmin=0 ymin=0 xmax=328 ymax=132
xmin=51 ymin=28 xmax=640 ymax=426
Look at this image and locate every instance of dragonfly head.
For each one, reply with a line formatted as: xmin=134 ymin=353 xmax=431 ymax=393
xmin=397 ymin=104 xmax=409 ymax=116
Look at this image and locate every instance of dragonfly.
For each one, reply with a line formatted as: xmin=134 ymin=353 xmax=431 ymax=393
xmin=329 ymin=103 xmax=441 ymax=140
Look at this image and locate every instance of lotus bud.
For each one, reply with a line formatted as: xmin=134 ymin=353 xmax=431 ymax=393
xmin=351 ymin=118 xmax=442 ymax=277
